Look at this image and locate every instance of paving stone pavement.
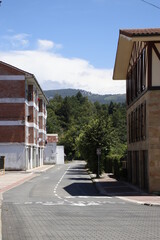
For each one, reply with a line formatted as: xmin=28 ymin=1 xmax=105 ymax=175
xmin=2 ymin=195 xmax=160 ymax=240
xmin=0 ymin=165 xmax=54 ymax=240
xmin=1 ymin=163 xmax=160 ymax=239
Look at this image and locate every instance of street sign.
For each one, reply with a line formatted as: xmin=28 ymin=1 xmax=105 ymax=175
xmin=96 ymin=148 xmax=101 ymax=156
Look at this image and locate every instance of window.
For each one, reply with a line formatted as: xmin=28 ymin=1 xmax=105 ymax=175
xmin=128 ymin=101 xmax=146 ymax=143
xmin=128 ymin=114 xmax=131 ymax=143
xmin=39 ymin=99 xmax=42 ymax=112
xmin=127 ymin=47 xmax=147 ymax=105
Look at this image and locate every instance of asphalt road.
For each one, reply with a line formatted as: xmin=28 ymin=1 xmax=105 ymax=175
xmin=2 ymin=161 xmax=160 ymax=240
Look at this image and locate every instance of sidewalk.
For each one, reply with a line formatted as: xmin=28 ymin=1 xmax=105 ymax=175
xmin=0 ymin=164 xmax=54 ymax=194
xmin=92 ymin=173 xmax=160 ymax=206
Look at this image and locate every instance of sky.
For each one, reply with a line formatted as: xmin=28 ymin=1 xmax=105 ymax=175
xmin=0 ymin=0 xmax=160 ymax=94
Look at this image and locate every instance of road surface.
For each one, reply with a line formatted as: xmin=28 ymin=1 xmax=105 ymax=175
xmin=2 ymin=161 xmax=160 ymax=239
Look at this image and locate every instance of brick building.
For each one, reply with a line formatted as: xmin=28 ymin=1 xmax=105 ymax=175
xmin=0 ymin=61 xmax=48 ymax=170
xmin=113 ymin=28 xmax=160 ymax=193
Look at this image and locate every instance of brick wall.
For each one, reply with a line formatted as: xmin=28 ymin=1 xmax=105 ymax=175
xmin=147 ymin=91 xmax=160 ymax=192
xmin=39 ymin=116 xmax=43 ymax=129
xmin=28 ymin=128 xmax=34 ymax=144
xmin=28 ymin=106 xmax=34 ymax=122
xmin=0 ymin=126 xmax=25 ymax=142
xmin=0 ymin=63 xmax=25 ymax=75
xmin=0 ymin=103 xmax=25 ymax=120
xmin=47 ymin=135 xmax=58 ymax=143
xmin=0 ymin=80 xmax=25 ymax=98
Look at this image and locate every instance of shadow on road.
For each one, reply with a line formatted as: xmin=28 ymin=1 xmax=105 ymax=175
xmin=64 ymin=182 xmax=99 ymax=196
xmin=64 ymin=163 xmax=104 ymax=197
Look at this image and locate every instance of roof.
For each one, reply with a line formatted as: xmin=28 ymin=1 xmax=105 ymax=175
xmin=113 ymin=28 xmax=160 ymax=80
xmin=120 ymin=28 xmax=160 ymax=38
xmin=0 ymin=61 xmax=48 ymax=103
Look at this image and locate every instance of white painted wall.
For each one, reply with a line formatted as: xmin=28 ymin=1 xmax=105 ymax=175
xmin=0 ymin=144 xmax=26 ymax=170
xmin=44 ymin=143 xmax=57 ymax=164
xmin=56 ymin=146 xmax=64 ymax=165
xmin=44 ymin=144 xmax=65 ymax=165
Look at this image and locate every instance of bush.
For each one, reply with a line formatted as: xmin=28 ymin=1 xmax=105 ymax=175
xmin=104 ymin=155 xmax=113 ymax=173
xmin=104 ymin=154 xmax=122 ymax=179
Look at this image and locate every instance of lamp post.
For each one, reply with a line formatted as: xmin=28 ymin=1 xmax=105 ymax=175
xmin=96 ymin=148 xmax=101 ymax=178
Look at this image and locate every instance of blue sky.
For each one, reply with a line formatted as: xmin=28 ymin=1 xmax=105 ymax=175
xmin=0 ymin=0 xmax=160 ymax=94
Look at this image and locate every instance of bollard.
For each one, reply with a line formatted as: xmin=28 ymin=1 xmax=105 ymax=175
xmin=0 ymin=156 xmax=5 ymax=175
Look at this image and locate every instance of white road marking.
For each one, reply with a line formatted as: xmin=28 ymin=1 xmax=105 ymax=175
xmin=24 ymin=202 xmax=32 ymax=205
xmin=53 ymin=166 xmax=71 ymax=201
xmin=51 ymin=164 xmax=125 ymax=207
xmin=87 ymin=202 xmax=100 ymax=206
xmin=35 ymin=201 xmax=43 ymax=204
xmin=65 ymin=196 xmax=112 ymax=199
xmin=13 ymin=200 xmax=125 ymax=207
xmin=10 ymin=165 xmax=126 ymax=208
xmin=58 ymin=196 xmax=63 ymax=200
xmin=72 ymin=202 xmax=86 ymax=206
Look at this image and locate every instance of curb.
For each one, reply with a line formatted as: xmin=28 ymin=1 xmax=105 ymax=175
xmin=117 ymin=196 xmax=160 ymax=207
xmin=26 ymin=164 xmax=54 ymax=174
xmin=0 ymin=173 xmax=35 ymax=194
xmin=89 ymin=174 xmax=109 ymax=196
xmin=93 ymin=181 xmax=109 ymax=196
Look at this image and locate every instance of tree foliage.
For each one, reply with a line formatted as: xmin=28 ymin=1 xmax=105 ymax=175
xmin=77 ymin=118 xmax=110 ymax=174
xmin=46 ymin=92 xmax=127 ymax=175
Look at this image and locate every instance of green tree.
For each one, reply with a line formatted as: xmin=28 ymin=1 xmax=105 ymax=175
xmin=59 ymin=126 xmax=78 ymax=160
xmin=46 ymin=95 xmax=63 ymax=134
xmin=109 ymin=103 xmax=127 ymax=156
xmin=77 ymin=118 xmax=110 ymax=174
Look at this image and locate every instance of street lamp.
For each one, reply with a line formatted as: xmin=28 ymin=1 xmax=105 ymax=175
xmin=96 ymin=148 xmax=101 ymax=178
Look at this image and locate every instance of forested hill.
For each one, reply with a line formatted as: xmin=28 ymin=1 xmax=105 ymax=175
xmin=44 ymin=89 xmax=126 ymax=104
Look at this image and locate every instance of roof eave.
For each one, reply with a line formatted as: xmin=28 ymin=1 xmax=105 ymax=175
xmin=131 ymin=35 xmax=160 ymax=42
xmin=113 ymin=34 xmax=133 ymax=80
xmin=113 ymin=33 xmax=160 ymax=81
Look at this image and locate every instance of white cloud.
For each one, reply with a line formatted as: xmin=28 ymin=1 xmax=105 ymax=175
xmin=0 ymin=49 xmax=125 ymax=95
xmin=3 ymin=33 xmax=30 ymax=48
xmin=37 ymin=39 xmax=54 ymax=51
xmin=37 ymin=39 xmax=62 ymax=51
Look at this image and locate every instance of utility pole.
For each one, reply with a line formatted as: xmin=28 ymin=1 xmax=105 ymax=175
xmin=96 ymin=148 xmax=101 ymax=178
